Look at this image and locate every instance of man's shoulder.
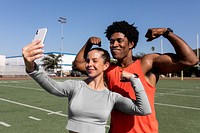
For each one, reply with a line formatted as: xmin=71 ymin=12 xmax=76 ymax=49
xmin=140 ymin=53 xmax=160 ymax=63
xmin=140 ymin=54 xmax=160 ymax=78
xmin=141 ymin=53 xmax=160 ymax=58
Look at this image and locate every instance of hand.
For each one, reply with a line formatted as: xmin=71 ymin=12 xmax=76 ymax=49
xmin=120 ymin=71 xmax=133 ymax=82
xmin=22 ymin=40 xmax=44 ymax=72
xmin=145 ymin=28 xmax=167 ymax=42
xmin=87 ymin=37 xmax=101 ymax=47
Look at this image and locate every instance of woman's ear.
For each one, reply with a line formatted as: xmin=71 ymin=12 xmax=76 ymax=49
xmin=103 ymin=62 xmax=110 ymax=71
xmin=129 ymin=42 xmax=134 ymax=49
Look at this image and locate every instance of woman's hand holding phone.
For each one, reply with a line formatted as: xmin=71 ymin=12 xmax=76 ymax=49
xmin=22 ymin=28 xmax=47 ymax=72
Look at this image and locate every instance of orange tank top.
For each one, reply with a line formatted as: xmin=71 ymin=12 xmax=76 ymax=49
xmin=106 ymin=59 xmax=158 ymax=133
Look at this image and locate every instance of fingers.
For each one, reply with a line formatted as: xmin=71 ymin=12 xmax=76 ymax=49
xmin=120 ymin=71 xmax=132 ymax=82
xmin=145 ymin=29 xmax=152 ymax=38
xmin=146 ymin=38 xmax=153 ymax=42
xmin=121 ymin=71 xmax=132 ymax=79
xmin=145 ymin=28 xmax=163 ymax=42
xmin=22 ymin=40 xmax=44 ymax=63
xmin=22 ymin=40 xmax=44 ymax=72
xmin=89 ymin=37 xmax=101 ymax=47
xmin=145 ymin=29 xmax=155 ymax=42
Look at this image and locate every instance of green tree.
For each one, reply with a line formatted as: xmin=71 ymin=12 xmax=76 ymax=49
xmin=41 ymin=54 xmax=62 ymax=72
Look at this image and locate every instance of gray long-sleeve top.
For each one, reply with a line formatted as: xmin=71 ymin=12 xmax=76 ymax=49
xmin=28 ymin=67 xmax=151 ymax=133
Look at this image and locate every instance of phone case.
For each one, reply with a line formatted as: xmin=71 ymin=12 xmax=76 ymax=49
xmin=33 ymin=28 xmax=47 ymax=44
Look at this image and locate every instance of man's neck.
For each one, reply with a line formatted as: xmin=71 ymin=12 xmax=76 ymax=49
xmin=117 ymin=56 xmax=137 ymax=68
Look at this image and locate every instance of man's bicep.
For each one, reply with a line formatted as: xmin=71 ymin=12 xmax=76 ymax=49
xmin=154 ymin=53 xmax=184 ymax=73
xmin=73 ymin=60 xmax=86 ymax=72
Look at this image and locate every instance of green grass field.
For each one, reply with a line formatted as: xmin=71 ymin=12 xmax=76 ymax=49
xmin=0 ymin=77 xmax=200 ymax=133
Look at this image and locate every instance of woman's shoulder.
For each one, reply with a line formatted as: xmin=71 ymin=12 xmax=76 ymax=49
xmin=63 ymin=79 xmax=84 ymax=89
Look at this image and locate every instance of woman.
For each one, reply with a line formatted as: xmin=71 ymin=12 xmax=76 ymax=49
xmin=22 ymin=40 xmax=151 ymax=133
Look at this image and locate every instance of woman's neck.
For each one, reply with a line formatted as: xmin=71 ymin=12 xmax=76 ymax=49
xmin=84 ymin=75 xmax=106 ymax=90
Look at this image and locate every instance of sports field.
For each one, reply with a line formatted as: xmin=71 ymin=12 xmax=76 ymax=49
xmin=0 ymin=77 xmax=200 ymax=133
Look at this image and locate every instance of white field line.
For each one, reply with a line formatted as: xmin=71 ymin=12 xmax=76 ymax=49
xmin=1 ymin=84 xmax=200 ymax=99
xmin=0 ymin=121 xmax=11 ymax=127
xmin=156 ymin=92 xmax=200 ymax=98
xmin=47 ymin=111 xmax=63 ymax=115
xmin=28 ymin=116 xmax=41 ymax=121
xmin=2 ymin=83 xmax=200 ymax=129
xmin=157 ymin=86 xmax=200 ymax=90
xmin=155 ymin=102 xmax=200 ymax=111
xmin=0 ymin=84 xmax=43 ymax=91
xmin=0 ymin=98 xmax=111 ymax=128
xmin=2 ymin=98 xmax=199 ymax=129
xmin=0 ymin=98 xmax=67 ymax=117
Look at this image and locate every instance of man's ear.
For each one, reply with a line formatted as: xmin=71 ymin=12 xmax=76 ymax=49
xmin=129 ymin=42 xmax=134 ymax=49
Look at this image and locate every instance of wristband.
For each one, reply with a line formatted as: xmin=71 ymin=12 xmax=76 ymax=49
xmin=163 ymin=28 xmax=173 ymax=38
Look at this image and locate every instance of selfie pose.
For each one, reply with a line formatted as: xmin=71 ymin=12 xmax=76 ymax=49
xmin=22 ymin=40 xmax=151 ymax=133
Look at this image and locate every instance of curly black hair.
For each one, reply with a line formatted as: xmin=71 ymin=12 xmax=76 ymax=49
xmin=105 ymin=21 xmax=139 ymax=48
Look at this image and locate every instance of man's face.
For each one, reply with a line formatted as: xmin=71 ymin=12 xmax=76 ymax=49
xmin=109 ymin=32 xmax=132 ymax=60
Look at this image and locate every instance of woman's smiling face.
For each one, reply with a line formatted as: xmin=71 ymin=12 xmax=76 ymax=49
xmin=85 ymin=49 xmax=109 ymax=78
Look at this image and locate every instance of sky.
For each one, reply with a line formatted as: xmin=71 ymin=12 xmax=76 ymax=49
xmin=1 ymin=0 xmax=200 ymax=57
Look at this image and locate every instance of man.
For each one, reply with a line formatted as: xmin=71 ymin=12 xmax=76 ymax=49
xmin=73 ymin=21 xmax=199 ymax=133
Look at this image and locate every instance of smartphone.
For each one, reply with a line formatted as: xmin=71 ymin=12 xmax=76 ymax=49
xmin=33 ymin=28 xmax=47 ymax=44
